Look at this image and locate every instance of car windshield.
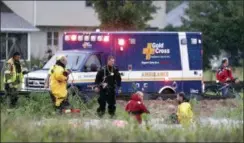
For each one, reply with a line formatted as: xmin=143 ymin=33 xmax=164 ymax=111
xmin=43 ymin=53 xmax=86 ymax=70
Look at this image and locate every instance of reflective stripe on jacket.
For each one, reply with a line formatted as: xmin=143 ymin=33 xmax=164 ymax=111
xmin=4 ymin=58 xmax=23 ymax=88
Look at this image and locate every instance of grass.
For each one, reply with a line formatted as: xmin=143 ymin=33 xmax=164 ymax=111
xmin=1 ymin=92 xmax=243 ymax=142
xmin=0 ymin=67 xmax=243 ymax=142
xmin=1 ymin=117 xmax=243 ymax=142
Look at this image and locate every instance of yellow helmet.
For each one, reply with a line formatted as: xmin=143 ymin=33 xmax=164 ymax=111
xmin=56 ymin=55 xmax=66 ymax=61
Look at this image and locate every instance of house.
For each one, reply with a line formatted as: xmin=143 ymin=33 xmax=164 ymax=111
xmin=1 ymin=1 xmax=166 ymax=61
xmin=0 ymin=2 xmax=39 ymax=71
xmin=165 ymin=1 xmax=189 ymax=27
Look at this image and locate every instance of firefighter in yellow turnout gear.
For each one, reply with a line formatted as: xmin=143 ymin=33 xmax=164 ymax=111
xmin=4 ymin=52 xmax=27 ymax=108
xmin=49 ymin=55 xmax=72 ymax=113
xmin=44 ymin=56 xmax=61 ymax=89
xmin=176 ymin=92 xmax=193 ymax=126
xmin=168 ymin=92 xmax=193 ymax=126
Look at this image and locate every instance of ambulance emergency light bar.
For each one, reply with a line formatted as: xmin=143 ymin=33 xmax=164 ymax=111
xmin=64 ymin=34 xmax=110 ymax=42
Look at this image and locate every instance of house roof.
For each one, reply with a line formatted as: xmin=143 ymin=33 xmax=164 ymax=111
xmin=165 ymin=2 xmax=189 ymax=27
xmin=1 ymin=12 xmax=39 ymax=32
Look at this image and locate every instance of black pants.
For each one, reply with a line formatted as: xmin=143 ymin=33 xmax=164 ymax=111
xmin=97 ymin=88 xmax=116 ymax=117
xmin=5 ymin=84 xmax=18 ymax=108
xmin=49 ymin=91 xmax=70 ymax=113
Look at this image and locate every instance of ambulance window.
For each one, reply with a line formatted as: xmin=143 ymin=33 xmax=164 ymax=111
xmin=84 ymin=55 xmax=101 ymax=72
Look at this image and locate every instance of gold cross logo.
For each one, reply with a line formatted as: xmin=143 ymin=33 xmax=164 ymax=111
xmin=143 ymin=43 xmax=155 ymax=60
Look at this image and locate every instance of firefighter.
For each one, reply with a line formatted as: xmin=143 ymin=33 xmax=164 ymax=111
xmin=175 ymin=92 xmax=193 ymax=126
xmin=125 ymin=91 xmax=150 ymax=124
xmin=44 ymin=56 xmax=62 ymax=89
xmin=94 ymin=55 xmax=122 ymax=118
xmin=49 ymin=55 xmax=72 ymax=113
xmin=216 ymin=58 xmax=239 ymax=96
xmin=45 ymin=56 xmax=64 ymax=104
xmin=4 ymin=52 xmax=27 ymax=108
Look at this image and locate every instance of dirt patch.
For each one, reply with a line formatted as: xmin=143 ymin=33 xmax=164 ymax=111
xmin=199 ymin=99 xmax=241 ymax=117
xmin=117 ymin=99 xmax=241 ymax=118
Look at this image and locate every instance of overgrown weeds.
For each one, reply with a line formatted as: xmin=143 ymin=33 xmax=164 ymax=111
xmin=1 ymin=93 xmax=243 ymax=142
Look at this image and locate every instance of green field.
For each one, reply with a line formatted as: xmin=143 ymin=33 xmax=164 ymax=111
xmin=1 ymin=93 xmax=243 ymax=142
xmin=0 ymin=67 xmax=243 ymax=142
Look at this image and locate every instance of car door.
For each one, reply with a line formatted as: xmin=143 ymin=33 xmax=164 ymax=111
xmin=81 ymin=54 xmax=102 ymax=92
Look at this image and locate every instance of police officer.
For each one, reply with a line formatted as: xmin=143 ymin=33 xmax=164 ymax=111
xmin=94 ymin=55 xmax=122 ymax=118
xmin=4 ymin=52 xmax=27 ymax=108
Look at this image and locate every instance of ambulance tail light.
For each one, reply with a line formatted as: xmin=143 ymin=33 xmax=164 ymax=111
xmin=164 ymin=76 xmax=169 ymax=82
xmin=103 ymin=36 xmax=109 ymax=42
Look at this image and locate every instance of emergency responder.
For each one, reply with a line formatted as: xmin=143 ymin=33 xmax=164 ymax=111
xmin=175 ymin=92 xmax=193 ymax=126
xmin=45 ymin=56 xmax=63 ymax=105
xmin=94 ymin=55 xmax=122 ymax=118
xmin=44 ymin=56 xmax=61 ymax=89
xmin=43 ymin=48 xmax=53 ymax=65
xmin=49 ymin=55 xmax=72 ymax=113
xmin=4 ymin=52 xmax=27 ymax=108
xmin=125 ymin=91 xmax=150 ymax=124
xmin=216 ymin=58 xmax=239 ymax=96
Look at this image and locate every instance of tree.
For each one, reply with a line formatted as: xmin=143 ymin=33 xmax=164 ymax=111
xmin=91 ymin=0 xmax=158 ymax=30
xmin=180 ymin=1 xmax=244 ymax=68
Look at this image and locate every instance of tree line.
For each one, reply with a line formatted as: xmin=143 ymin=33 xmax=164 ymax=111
xmin=91 ymin=0 xmax=244 ymax=69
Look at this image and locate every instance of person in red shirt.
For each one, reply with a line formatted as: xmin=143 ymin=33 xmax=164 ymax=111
xmin=125 ymin=91 xmax=150 ymax=124
xmin=216 ymin=58 xmax=239 ymax=96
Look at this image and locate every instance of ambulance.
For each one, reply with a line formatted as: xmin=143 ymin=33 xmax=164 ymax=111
xmin=22 ymin=31 xmax=204 ymax=99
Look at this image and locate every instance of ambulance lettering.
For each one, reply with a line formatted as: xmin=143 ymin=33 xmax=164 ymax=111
xmin=143 ymin=42 xmax=171 ymax=61
xmin=152 ymin=43 xmax=170 ymax=54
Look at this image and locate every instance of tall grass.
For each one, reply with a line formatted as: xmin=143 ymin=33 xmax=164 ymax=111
xmin=1 ymin=93 xmax=243 ymax=142
xmin=1 ymin=115 xmax=243 ymax=142
xmin=212 ymin=99 xmax=244 ymax=120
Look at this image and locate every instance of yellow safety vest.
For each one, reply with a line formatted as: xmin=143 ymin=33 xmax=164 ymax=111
xmin=177 ymin=102 xmax=193 ymax=126
xmin=3 ymin=58 xmax=24 ymax=88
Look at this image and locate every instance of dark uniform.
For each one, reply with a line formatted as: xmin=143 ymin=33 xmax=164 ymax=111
xmin=95 ymin=65 xmax=121 ymax=117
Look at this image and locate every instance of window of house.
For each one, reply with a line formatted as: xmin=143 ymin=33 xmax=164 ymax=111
xmin=85 ymin=55 xmax=101 ymax=71
xmin=47 ymin=32 xmax=59 ymax=46
xmin=47 ymin=32 xmax=52 ymax=45
xmin=53 ymin=32 xmax=59 ymax=46
xmin=0 ymin=33 xmax=28 ymax=60
xmin=0 ymin=33 xmax=7 ymax=60
xmin=85 ymin=0 xmax=93 ymax=7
